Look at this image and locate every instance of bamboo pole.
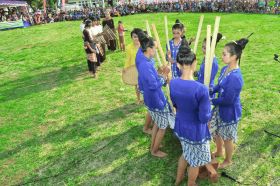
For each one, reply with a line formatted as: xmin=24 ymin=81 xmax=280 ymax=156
xmin=151 ymin=23 xmax=173 ymax=110
xmin=204 ymin=17 xmax=221 ymax=88
xmin=193 ymin=15 xmax=204 ymax=54
xmin=164 ymin=16 xmax=172 ymax=80
xmin=164 ymin=16 xmax=170 ymax=51
xmin=146 ymin=20 xmax=162 ymax=67
xmin=204 ymin=25 xmax=211 ymax=88
xmin=151 ymin=24 xmax=167 ymax=66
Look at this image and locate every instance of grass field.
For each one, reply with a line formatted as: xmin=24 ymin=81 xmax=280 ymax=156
xmin=0 ymin=13 xmax=280 ymax=186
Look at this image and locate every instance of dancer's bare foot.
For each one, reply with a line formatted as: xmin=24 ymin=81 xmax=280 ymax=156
xmin=151 ymin=150 xmax=167 ymax=158
xmin=209 ymin=172 xmax=219 ymax=183
xmin=218 ymin=160 xmax=232 ymax=169
xmin=143 ymin=128 xmax=152 ymax=135
xmin=211 ymin=151 xmax=223 ymax=159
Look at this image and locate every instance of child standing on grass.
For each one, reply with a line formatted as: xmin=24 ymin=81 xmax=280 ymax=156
xmin=118 ymin=21 xmax=126 ymax=51
xmin=209 ymin=38 xmax=249 ymax=169
xmin=166 ymin=23 xmax=184 ymax=79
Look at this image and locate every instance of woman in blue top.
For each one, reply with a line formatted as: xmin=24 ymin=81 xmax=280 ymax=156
xmin=170 ymin=44 xmax=217 ymax=186
xmin=136 ymin=33 xmax=173 ymax=158
xmin=209 ymin=38 xmax=249 ymax=169
xmin=167 ymin=23 xmax=184 ymax=79
xmin=196 ymin=33 xmax=223 ymax=96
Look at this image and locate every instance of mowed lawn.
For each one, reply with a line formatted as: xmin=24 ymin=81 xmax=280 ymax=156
xmin=0 ymin=13 xmax=279 ymax=185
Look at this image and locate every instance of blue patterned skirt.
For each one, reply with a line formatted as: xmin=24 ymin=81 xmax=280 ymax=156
xmin=148 ymin=103 xmax=175 ymax=129
xmin=209 ymin=107 xmax=239 ymax=143
xmin=177 ymin=135 xmax=211 ymax=167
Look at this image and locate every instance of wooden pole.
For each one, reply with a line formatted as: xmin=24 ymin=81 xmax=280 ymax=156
xmin=164 ymin=16 xmax=170 ymax=51
xmin=151 ymin=23 xmax=173 ymax=110
xmin=204 ymin=25 xmax=211 ymax=88
xmin=164 ymin=16 xmax=172 ymax=80
xmin=206 ymin=16 xmax=221 ymax=87
xmin=146 ymin=20 xmax=162 ymax=67
xmin=151 ymin=24 xmax=167 ymax=66
xmin=145 ymin=20 xmax=152 ymax=36
xmin=193 ymin=15 xmax=204 ymax=54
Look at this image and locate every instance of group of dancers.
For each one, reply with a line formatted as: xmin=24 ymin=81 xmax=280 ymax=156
xmin=124 ymin=19 xmax=249 ymax=185
xmin=82 ymin=11 xmax=117 ymax=78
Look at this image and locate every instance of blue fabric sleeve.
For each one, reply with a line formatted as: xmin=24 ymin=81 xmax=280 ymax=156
xmin=198 ymin=86 xmax=211 ymax=123
xmin=144 ymin=64 xmax=164 ymax=90
xmin=210 ymin=59 xmax=219 ymax=83
xmin=212 ymin=76 xmax=242 ymax=106
xmin=169 ymin=81 xmax=177 ymax=108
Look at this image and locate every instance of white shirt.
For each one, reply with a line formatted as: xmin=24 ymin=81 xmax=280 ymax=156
xmin=90 ymin=26 xmax=99 ymax=36
xmin=80 ymin=23 xmax=85 ymax=32
xmin=97 ymin=25 xmax=103 ymax=34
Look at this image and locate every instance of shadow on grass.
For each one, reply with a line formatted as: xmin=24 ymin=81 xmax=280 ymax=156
xmin=8 ymin=117 xmax=280 ymax=185
xmin=0 ymin=103 xmax=142 ymax=162
xmin=211 ymin=123 xmax=280 ymax=186
xmin=16 ymin=125 xmax=150 ymax=185
xmin=16 ymin=126 xmax=183 ymax=185
xmin=0 ymin=63 xmax=87 ymax=103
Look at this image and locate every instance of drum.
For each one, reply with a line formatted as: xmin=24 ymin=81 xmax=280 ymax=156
xmin=122 ymin=65 xmax=138 ymax=86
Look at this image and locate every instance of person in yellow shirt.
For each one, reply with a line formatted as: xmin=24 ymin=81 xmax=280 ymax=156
xmin=123 ymin=28 xmax=142 ymax=103
xmin=123 ymin=28 xmax=153 ymax=135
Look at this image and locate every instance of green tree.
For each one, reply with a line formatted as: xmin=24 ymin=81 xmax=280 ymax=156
xmin=26 ymin=0 xmax=43 ymax=11
xmin=26 ymin=0 xmax=58 ymax=11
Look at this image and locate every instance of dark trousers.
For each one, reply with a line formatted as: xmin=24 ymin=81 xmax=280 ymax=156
xmin=87 ymin=60 xmax=97 ymax=74
xmin=108 ymin=39 xmax=117 ymax=51
xmin=101 ymin=44 xmax=106 ymax=62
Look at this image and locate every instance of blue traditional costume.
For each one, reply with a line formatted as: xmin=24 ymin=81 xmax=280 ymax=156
xmin=136 ymin=49 xmax=174 ymax=129
xmin=209 ymin=66 xmax=244 ymax=143
xmin=166 ymin=39 xmax=182 ymax=79
xmin=170 ymin=79 xmax=212 ymax=167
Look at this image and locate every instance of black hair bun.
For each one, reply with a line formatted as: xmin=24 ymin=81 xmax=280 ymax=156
xmin=138 ymin=32 xmax=154 ymax=52
xmin=210 ymin=32 xmax=223 ymax=45
xmin=216 ymin=33 xmax=223 ymax=43
xmin=175 ymin=19 xmax=181 ymax=24
xmin=179 ymin=43 xmax=192 ymax=55
xmin=177 ymin=44 xmax=196 ymax=65
xmin=137 ymin=31 xmax=148 ymax=43
xmin=236 ymin=38 xmax=249 ymax=50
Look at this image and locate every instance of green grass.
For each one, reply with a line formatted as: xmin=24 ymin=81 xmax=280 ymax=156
xmin=0 ymin=13 xmax=280 ymax=185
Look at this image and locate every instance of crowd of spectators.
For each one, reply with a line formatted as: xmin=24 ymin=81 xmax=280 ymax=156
xmin=1 ymin=0 xmax=279 ymax=25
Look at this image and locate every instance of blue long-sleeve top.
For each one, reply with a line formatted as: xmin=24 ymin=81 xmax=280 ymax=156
xmin=211 ymin=66 xmax=244 ymax=123
xmin=136 ymin=49 xmax=167 ymax=110
xmin=197 ymin=56 xmax=219 ymax=89
xmin=166 ymin=39 xmax=182 ymax=79
xmin=170 ymin=79 xmax=211 ymax=143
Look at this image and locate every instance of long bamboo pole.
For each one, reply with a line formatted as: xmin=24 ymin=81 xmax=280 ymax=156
xmin=204 ymin=17 xmax=221 ymax=88
xmin=204 ymin=25 xmax=211 ymax=88
xmin=193 ymin=15 xmax=204 ymax=54
xmin=151 ymin=23 xmax=173 ymax=110
xmin=151 ymin=24 xmax=167 ymax=66
xmin=146 ymin=20 xmax=162 ymax=67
